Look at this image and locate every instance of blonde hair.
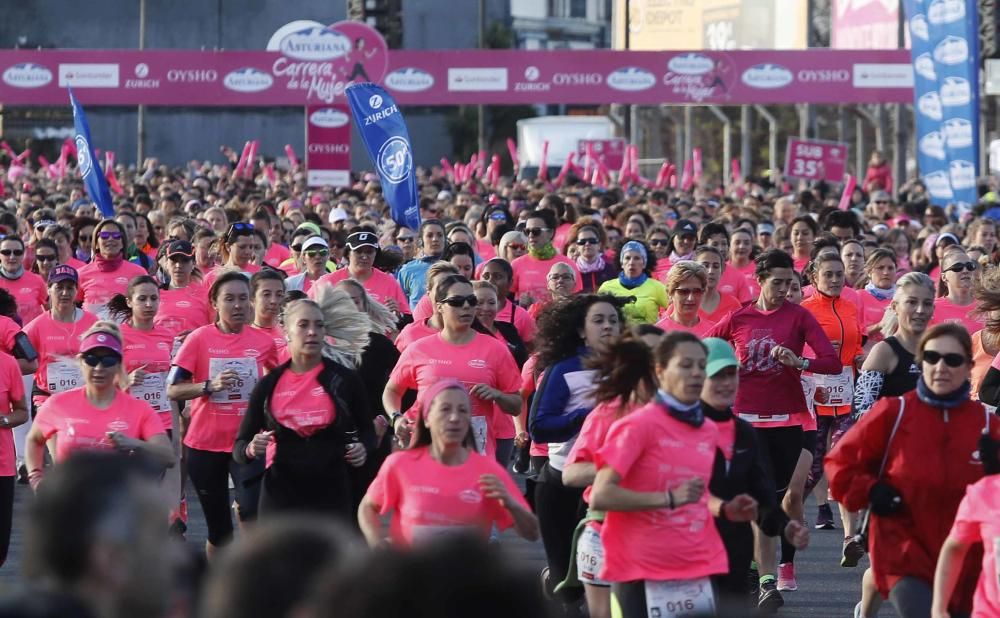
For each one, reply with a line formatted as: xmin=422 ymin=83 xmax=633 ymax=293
xmin=333 ymin=278 xmax=398 ymax=336
xmin=877 ymin=271 xmax=936 ymax=337
xmin=424 ymin=261 xmax=460 ymax=295
xmin=665 ymin=260 xmax=708 ymax=295
xmin=78 ymin=321 xmax=128 ymax=385
xmin=472 ymin=280 xmax=498 ymax=296
xmin=281 ymin=287 xmax=372 ymax=369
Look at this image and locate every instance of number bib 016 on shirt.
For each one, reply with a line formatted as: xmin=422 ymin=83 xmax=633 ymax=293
xmin=47 ymin=359 xmax=83 ymax=394
xmin=129 ymin=372 xmax=167 ymax=412
xmin=208 ymin=358 xmax=258 ymax=406
xmin=811 ymin=366 xmax=854 ymax=407
xmin=644 ymin=577 xmax=716 ymax=618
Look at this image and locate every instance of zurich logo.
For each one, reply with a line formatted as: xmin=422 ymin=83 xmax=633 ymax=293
xmin=385 ymin=67 xmax=434 ymax=92
xmin=309 ymin=108 xmax=350 ymax=128
xmin=741 ymin=64 xmax=793 ymax=89
xmin=667 ymin=53 xmax=714 ymax=75
xmin=943 ymin=118 xmax=973 ymax=149
xmin=919 ymin=131 xmax=946 ymax=160
xmin=223 ymin=68 xmax=273 ymax=93
xmin=376 ymin=136 xmax=412 ymax=184
xmin=606 ymin=67 xmax=656 ymax=91
xmin=75 ymin=136 xmax=92 ymax=177
xmin=2 ymin=63 xmax=52 ymax=88
xmin=524 ymin=66 xmax=540 ymax=81
xmin=940 ymin=76 xmax=971 ymax=106
xmin=914 ymin=53 xmax=936 ymax=81
xmin=279 ymin=26 xmax=351 ymax=61
xmin=934 ymin=36 xmax=969 ymax=65
xmin=134 ymin=63 xmax=149 ymax=78
xmin=369 ymin=94 xmax=383 ymax=110
xmin=918 ymin=91 xmax=943 ymax=121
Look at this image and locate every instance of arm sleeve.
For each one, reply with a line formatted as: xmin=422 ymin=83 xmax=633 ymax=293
xmin=853 ymin=370 xmax=885 ymax=417
xmin=825 ymin=396 xmax=900 ymax=512
xmin=233 ymin=374 xmax=270 ymax=464
xmin=528 ymin=364 xmax=586 ymax=443
xmin=343 ymin=368 xmax=376 ymax=452
xmin=982 ymin=366 xmax=1000 ymax=407
xmin=12 ymin=332 xmax=37 ymax=362
xmin=801 ymin=312 xmax=841 ymax=375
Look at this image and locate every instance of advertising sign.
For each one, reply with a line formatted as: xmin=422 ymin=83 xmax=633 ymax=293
xmin=577 ymin=138 xmax=626 ymax=170
xmin=784 ymin=138 xmax=848 ymax=182
xmin=304 ymin=104 xmax=351 ymax=187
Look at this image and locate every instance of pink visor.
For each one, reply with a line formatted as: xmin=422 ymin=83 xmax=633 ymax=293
xmin=79 ymin=331 xmax=122 ymax=356
xmin=419 ymin=378 xmax=469 ymax=420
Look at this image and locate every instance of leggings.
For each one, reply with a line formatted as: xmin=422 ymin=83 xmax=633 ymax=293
xmin=185 ymin=446 xmax=264 ymax=546
xmin=494 ymin=438 xmax=515 ymax=468
xmin=0 ymin=476 xmax=12 ymax=567
xmin=534 ymin=463 xmax=585 ymax=603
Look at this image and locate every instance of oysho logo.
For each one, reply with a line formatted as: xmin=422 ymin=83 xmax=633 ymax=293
xmin=384 ymin=67 xmax=434 ymax=92
xmin=2 ymin=63 xmax=53 ymax=88
xmin=369 ymin=94 xmax=383 ymax=109
xmin=934 ymin=36 xmax=969 ymax=65
xmin=914 ymin=53 xmax=936 ymax=81
xmin=279 ymin=26 xmax=351 ymax=61
xmin=309 ymin=107 xmax=350 ymax=128
xmin=927 ymin=0 xmax=965 ymax=25
xmin=667 ymin=53 xmax=714 ymax=75
xmin=741 ymin=64 xmax=793 ymax=89
xmin=943 ymin=118 xmax=973 ymax=148
xmin=223 ymin=68 xmax=273 ymax=93
xmin=606 ymin=67 xmax=656 ymax=91
xmin=167 ymin=69 xmax=218 ymax=83
xmin=950 ymin=160 xmax=976 ymax=190
xmin=553 ymin=72 xmax=603 ymax=85
xmin=919 ymin=131 xmax=946 ymax=160
xmin=918 ymin=91 xmax=943 ymax=121
xmin=797 ymin=69 xmax=849 ymax=83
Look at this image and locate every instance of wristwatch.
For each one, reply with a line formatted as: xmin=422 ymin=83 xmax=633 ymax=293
xmin=202 ymin=380 xmax=212 ymax=396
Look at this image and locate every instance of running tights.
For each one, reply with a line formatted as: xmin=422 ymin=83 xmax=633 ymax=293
xmin=534 ymin=464 xmax=585 ymax=603
xmin=185 ymin=447 xmax=263 ymax=546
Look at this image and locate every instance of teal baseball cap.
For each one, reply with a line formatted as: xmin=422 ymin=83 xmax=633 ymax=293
xmin=703 ymin=337 xmax=739 ymax=377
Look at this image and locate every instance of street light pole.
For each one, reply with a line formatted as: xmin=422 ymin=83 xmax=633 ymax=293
xmin=136 ymin=0 xmax=147 ymax=166
xmin=477 ymin=0 xmax=486 ymax=155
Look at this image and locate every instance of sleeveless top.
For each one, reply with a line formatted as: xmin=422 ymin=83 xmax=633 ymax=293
xmin=882 ymin=336 xmax=920 ymax=397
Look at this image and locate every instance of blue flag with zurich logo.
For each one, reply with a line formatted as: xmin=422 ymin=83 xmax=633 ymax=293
xmin=69 ymin=89 xmax=115 ymax=219
xmin=346 ymin=82 xmax=421 ymax=231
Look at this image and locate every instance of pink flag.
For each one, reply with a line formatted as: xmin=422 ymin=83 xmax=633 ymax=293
xmin=618 ymin=144 xmax=632 ymax=185
xmin=467 ymin=153 xmax=479 ymax=179
xmin=654 ymin=161 xmax=671 ymax=188
xmin=538 ymin=141 xmax=550 ymax=182
xmin=63 ymin=136 xmax=77 ymax=159
xmin=454 ymin=163 xmax=465 ymax=184
xmin=37 ymin=156 xmax=53 ymax=179
xmin=506 ymin=138 xmax=519 ymax=171
xmin=628 ymin=144 xmax=639 ymax=178
xmin=730 ymin=159 xmax=742 ymax=184
xmin=105 ymin=152 xmax=124 ymax=195
xmin=554 ymin=152 xmax=575 ymax=187
xmin=244 ymin=140 xmax=260 ymax=179
xmin=440 ymin=157 xmax=455 ymax=181
xmin=477 ymin=150 xmax=486 ymax=177
xmin=234 ymin=141 xmax=252 ymax=178
xmin=56 ymin=143 xmax=70 ymax=180
xmin=489 ymin=154 xmax=501 ymax=186
xmin=264 ymin=163 xmax=277 ymax=186
xmin=681 ymin=159 xmax=694 ymax=191
xmin=0 ymin=142 xmax=15 ymax=161
xmin=692 ymin=148 xmax=703 ymax=182
xmin=284 ymin=144 xmax=299 ymax=168
xmin=838 ymin=175 xmax=857 ymax=211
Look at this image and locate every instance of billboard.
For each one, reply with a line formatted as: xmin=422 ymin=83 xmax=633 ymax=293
xmin=613 ymin=0 xmax=808 ymax=51
xmin=832 ymin=0 xmax=903 ymax=49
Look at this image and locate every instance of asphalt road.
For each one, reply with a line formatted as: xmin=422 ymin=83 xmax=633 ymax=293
xmin=0 ymin=481 xmax=894 ymax=617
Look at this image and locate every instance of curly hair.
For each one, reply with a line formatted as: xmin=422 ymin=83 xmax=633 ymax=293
xmin=584 ymin=335 xmax=657 ymax=410
xmin=534 ymin=293 xmax=628 ymax=373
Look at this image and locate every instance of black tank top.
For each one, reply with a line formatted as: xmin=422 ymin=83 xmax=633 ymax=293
xmin=882 ymin=336 xmax=920 ymax=396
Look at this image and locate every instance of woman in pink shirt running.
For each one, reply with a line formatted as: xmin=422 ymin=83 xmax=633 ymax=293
xmin=76 ymin=220 xmax=148 ymax=320
xmin=249 ymin=270 xmax=287 ymax=361
xmin=155 ymin=240 xmax=212 ymax=339
xmin=360 ymin=378 xmax=538 ymax=547
xmin=932 ymin=246 xmax=984 ymax=334
xmin=655 ymin=261 xmax=716 ymax=336
xmin=203 ymin=223 xmax=261 ymax=290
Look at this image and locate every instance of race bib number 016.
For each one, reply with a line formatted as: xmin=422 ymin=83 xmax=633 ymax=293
xmin=47 ymin=359 xmax=83 ymax=393
xmin=208 ymin=358 xmax=258 ymax=406
xmin=644 ymin=577 xmax=715 ymax=618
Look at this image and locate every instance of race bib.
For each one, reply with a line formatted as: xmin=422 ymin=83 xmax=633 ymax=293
xmin=738 ymin=413 xmax=790 ymax=424
xmin=410 ymin=524 xmax=478 ymax=545
xmin=129 ymin=371 xmax=167 ymax=412
xmin=811 ymin=366 xmax=854 ymax=407
xmin=644 ymin=577 xmax=715 ymax=618
xmin=471 ymin=415 xmax=488 ymax=454
xmin=47 ymin=359 xmax=82 ymax=393
xmin=208 ymin=357 xmax=258 ymax=406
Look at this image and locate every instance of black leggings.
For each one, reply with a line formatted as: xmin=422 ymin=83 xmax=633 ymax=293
xmin=0 ymin=476 xmax=12 ymax=567
xmin=534 ymin=464 xmax=585 ymax=603
xmin=185 ymin=447 xmax=264 ymax=547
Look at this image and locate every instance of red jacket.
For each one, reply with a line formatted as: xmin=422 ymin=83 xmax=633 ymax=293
xmin=863 ymin=163 xmax=893 ymax=193
xmin=826 ymin=390 xmax=998 ymax=610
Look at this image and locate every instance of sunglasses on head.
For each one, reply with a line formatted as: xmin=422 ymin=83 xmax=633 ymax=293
xmin=98 ymin=231 xmax=123 ymax=240
xmin=82 ymin=352 xmax=121 ymax=368
xmin=440 ymin=294 xmax=478 ymax=308
xmin=226 ymin=222 xmax=253 ymax=242
xmin=945 ymin=261 xmax=977 ymax=273
xmin=525 ymin=227 xmax=550 ymax=237
xmin=922 ymin=350 xmax=966 ymax=368
xmin=488 ymin=212 xmax=508 ymax=221
xmin=35 ymin=254 xmax=57 ymax=262
xmin=576 ymin=238 xmax=600 ymax=246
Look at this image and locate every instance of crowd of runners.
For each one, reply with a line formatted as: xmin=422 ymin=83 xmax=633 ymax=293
xmin=0 ymin=149 xmax=996 ymax=618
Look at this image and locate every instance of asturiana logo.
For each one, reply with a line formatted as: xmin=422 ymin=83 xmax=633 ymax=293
xmin=223 ymin=68 xmax=273 ymax=93
xmin=309 ymin=108 xmax=350 ymax=128
xmin=667 ymin=53 xmax=714 ymax=75
xmin=385 ymin=67 xmax=434 ymax=92
xmin=927 ymin=0 xmax=966 ymax=25
xmin=741 ymin=64 xmax=793 ymax=89
xmin=2 ymin=63 xmax=53 ymax=88
xmin=940 ymin=76 xmax=971 ymax=107
xmin=279 ymin=26 xmax=352 ymax=61
xmin=919 ymin=131 xmax=946 ymax=160
xmin=943 ymin=118 xmax=973 ymax=149
xmin=606 ymin=67 xmax=656 ymax=91
xmin=914 ymin=53 xmax=936 ymax=81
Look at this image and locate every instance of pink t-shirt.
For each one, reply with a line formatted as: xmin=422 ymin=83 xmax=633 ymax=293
xmin=717 ymin=268 xmax=752 ymax=303
xmin=389 ymin=332 xmax=522 ymax=456
xmin=700 ymin=292 xmax=742 ymax=325
xmin=948 ymin=475 xmax=1000 ymax=618
xmin=933 ymin=297 xmax=985 ymax=334
xmin=495 ymin=300 xmax=537 ymax=343
xmin=567 ymin=399 xmax=639 ymax=503
xmin=251 ymin=323 xmax=288 ymax=363
xmin=173 ymin=324 xmax=278 ymax=452
xmin=510 ymin=254 xmax=582 ymax=301
xmin=0 ymin=352 xmax=24 ymax=476
xmin=202 ymin=263 xmax=261 ymax=292
xmin=411 ymin=295 xmax=434 ymax=322
xmin=264 ymin=243 xmax=291 ymax=269
xmin=367 ymin=447 xmax=528 ymax=546
xmin=730 ymin=261 xmax=760 ymax=300
xmin=0 ymin=271 xmax=47 ymax=324
xmin=595 ymin=401 xmax=727 ymax=582
xmin=394 ymin=319 xmax=439 ymax=352
xmin=486 ymin=329 xmax=516 ymax=440
xmin=271 ymin=364 xmax=335 ymax=438
xmin=655 ymin=314 xmax=717 ymax=338
xmin=35 ymin=388 xmax=164 ymax=462
xmin=312 ymin=268 xmax=411 ymax=313
xmin=476 ymin=238 xmax=496 ymax=261
xmin=120 ymin=323 xmax=175 ymax=428
xmin=858 ymin=291 xmax=891 ymax=336
xmin=155 ymin=283 xmax=213 ymax=336
xmin=521 ymin=355 xmax=548 ymax=458
xmin=24 ymin=310 xmax=100 ymax=398
xmin=0 ymin=315 xmax=21 ymax=354
xmin=77 ymin=260 xmax=148 ymax=319
xmin=553 ymin=223 xmax=573 ymax=251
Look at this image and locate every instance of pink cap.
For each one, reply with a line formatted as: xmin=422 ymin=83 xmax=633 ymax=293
xmin=419 ymin=378 xmax=469 ymax=420
xmin=79 ymin=331 xmax=122 ymax=356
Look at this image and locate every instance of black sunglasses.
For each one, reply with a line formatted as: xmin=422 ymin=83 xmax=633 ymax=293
xmin=525 ymin=227 xmax=550 ymax=237
xmin=921 ymin=350 xmax=967 ymax=368
xmin=576 ymin=238 xmax=600 ymax=246
xmin=35 ymin=254 xmax=57 ymax=262
xmin=82 ymin=353 xmax=121 ymax=368
xmin=945 ymin=261 xmax=977 ymax=273
xmin=440 ymin=295 xmax=478 ymax=308
xmin=649 ymin=239 xmax=671 ymax=246
xmin=0 ymin=249 xmax=24 ymax=257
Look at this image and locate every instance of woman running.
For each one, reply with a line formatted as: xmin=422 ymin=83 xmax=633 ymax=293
xmin=597 ymin=240 xmax=668 ymax=324
xmin=249 ymin=270 xmax=287 ymax=360
xmin=655 ymin=261 xmax=716 ymax=336
xmin=203 ymin=223 xmax=261 ymax=290
xmin=76 ymin=220 xmax=148 ymax=320
xmin=695 ymin=246 xmax=743 ymax=324
xmin=154 ymin=240 xmax=212 ymax=340
xmin=932 ymin=246 xmax=983 ymax=333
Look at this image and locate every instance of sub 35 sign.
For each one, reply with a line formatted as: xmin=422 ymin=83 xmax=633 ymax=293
xmin=784 ymin=138 xmax=847 ymax=182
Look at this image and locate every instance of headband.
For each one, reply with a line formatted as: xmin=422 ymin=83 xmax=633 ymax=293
xmin=419 ymin=378 xmax=469 ymax=420
xmin=621 ymin=240 xmax=648 ymax=266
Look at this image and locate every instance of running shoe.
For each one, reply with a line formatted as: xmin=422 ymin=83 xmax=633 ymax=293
xmin=777 ymin=562 xmax=798 ymax=591
xmin=758 ymin=577 xmax=785 ymax=613
xmin=747 ymin=564 xmax=760 ymax=601
xmin=814 ymin=503 xmax=836 ymax=530
xmin=539 ymin=566 xmax=555 ymax=600
xmin=16 ymin=463 xmax=27 ymax=485
xmin=842 ymin=536 xmax=865 ymax=567
xmin=854 ymin=601 xmax=863 ymax=618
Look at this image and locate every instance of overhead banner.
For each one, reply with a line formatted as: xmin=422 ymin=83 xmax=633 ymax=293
xmin=832 ymin=0 xmax=902 ymax=49
xmin=305 ymin=104 xmax=351 ymax=187
xmin=903 ymin=0 xmax=979 ymax=209
xmin=0 ymin=49 xmax=915 ymax=106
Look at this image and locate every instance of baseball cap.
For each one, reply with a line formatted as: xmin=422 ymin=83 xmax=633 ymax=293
xmin=757 ymin=222 xmax=775 ymax=235
xmin=346 ymin=231 xmax=379 ymax=250
xmin=328 ymin=207 xmax=349 ymax=224
xmin=294 ymin=222 xmax=323 ymax=238
xmin=47 ymin=264 xmax=78 ymax=285
xmin=165 ymin=240 xmax=194 ymax=259
xmin=703 ymin=337 xmax=739 ymax=378
xmin=674 ymin=219 xmax=698 ymax=237
xmin=302 ymin=236 xmax=329 ymax=252
xmin=79 ymin=331 xmax=122 ymax=357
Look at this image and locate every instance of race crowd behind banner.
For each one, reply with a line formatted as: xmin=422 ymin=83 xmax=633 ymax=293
xmin=2 ymin=118 xmax=1000 ymax=618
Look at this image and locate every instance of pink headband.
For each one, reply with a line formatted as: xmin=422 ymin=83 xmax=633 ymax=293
xmin=79 ymin=331 xmax=122 ymax=356
xmin=419 ymin=378 xmax=469 ymax=420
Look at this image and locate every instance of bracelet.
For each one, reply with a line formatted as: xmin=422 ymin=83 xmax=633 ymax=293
xmin=800 ymin=358 xmax=810 ymax=371
xmin=202 ymin=380 xmax=212 ymax=396
xmin=666 ymin=489 xmax=675 ymax=509
xmin=390 ymin=412 xmax=403 ymax=426
xmin=719 ymin=500 xmax=730 ymax=521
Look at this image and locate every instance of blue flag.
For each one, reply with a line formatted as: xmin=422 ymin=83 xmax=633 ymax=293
xmin=69 ymin=89 xmax=115 ymax=219
xmin=345 ymin=83 xmax=420 ymax=231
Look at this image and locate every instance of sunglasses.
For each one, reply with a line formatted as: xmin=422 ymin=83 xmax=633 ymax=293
xmin=98 ymin=231 xmax=123 ymax=240
xmin=875 ymin=200 xmax=889 ymax=204
xmin=945 ymin=261 xmax=977 ymax=273
xmin=507 ymin=243 xmax=526 ymax=251
xmin=440 ymin=295 xmax=478 ymax=308
xmin=921 ymin=350 xmax=967 ymax=367
xmin=649 ymin=239 xmax=671 ymax=246
xmin=396 ymin=236 xmax=415 ymax=243
xmin=674 ymin=287 xmax=706 ymax=297
xmin=576 ymin=238 xmax=600 ymax=246
xmin=35 ymin=254 xmax=57 ymax=262
xmin=0 ymin=249 xmax=24 ymax=257
xmin=488 ymin=212 xmax=508 ymax=221
xmin=305 ymin=249 xmax=329 ymax=258
xmin=525 ymin=227 xmax=550 ymax=237
xmin=82 ymin=353 xmax=121 ymax=368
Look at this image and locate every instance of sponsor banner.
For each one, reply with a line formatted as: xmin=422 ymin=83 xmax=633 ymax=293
xmin=783 ymin=138 xmax=848 ymax=182
xmin=832 ymin=0 xmax=902 ymax=50
xmin=305 ymin=104 xmax=351 ymax=188
xmin=577 ymin=138 xmax=626 ymax=170
xmin=0 ymin=48 xmax=914 ymax=106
